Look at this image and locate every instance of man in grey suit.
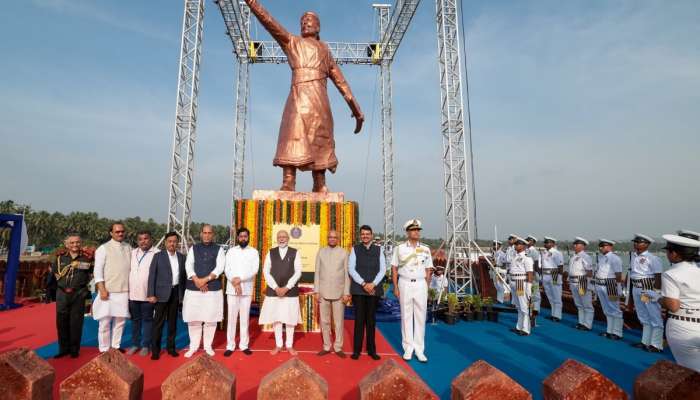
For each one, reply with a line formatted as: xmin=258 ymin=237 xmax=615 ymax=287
xmin=314 ymin=230 xmax=351 ymax=357
xmin=147 ymin=232 xmax=186 ymax=360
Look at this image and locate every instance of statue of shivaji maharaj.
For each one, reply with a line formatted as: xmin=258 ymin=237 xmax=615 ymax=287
xmin=245 ymin=0 xmax=365 ymax=193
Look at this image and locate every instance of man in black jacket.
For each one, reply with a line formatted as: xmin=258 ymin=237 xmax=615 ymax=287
xmin=147 ymin=231 xmax=186 ymax=360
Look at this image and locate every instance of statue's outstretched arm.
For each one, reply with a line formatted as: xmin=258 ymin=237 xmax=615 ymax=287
xmin=329 ymin=55 xmax=364 ymax=134
xmin=244 ymin=0 xmax=291 ymax=47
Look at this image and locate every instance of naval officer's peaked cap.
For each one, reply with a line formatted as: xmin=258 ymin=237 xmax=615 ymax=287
xmin=598 ymin=239 xmax=616 ymax=246
xmin=662 ymin=234 xmax=700 ymax=249
xmin=404 ymin=219 xmax=422 ymax=231
xmin=632 ymin=234 xmax=654 ymax=244
xmin=573 ymin=237 xmax=589 ymax=246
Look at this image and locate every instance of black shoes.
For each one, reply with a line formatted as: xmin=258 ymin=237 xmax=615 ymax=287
xmin=646 ymin=346 xmax=663 ymax=353
xmin=599 ymin=332 xmax=611 ymax=338
xmin=350 ymin=353 xmax=360 ymax=360
xmin=151 ymin=352 xmax=160 ymax=360
xmin=369 ymin=353 xmax=381 ymax=361
xmin=224 ymin=350 xmax=234 ymax=357
xmin=168 ymin=349 xmax=179 ymax=357
xmin=632 ymin=342 xmax=646 ymax=349
xmin=242 ymin=349 xmax=253 ymax=355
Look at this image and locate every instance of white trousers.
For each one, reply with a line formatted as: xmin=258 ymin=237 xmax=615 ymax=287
xmin=398 ymin=278 xmax=427 ymax=356
xmin=188 ymin=321 xmax=217 ymax=351
xmin=98 ymin=317 xmax=127 ymax=352
xmin=570 ymin=282 xmax=594 ymax=329
xmin=667 ymin=318 xmax=700 ymax=373
xmin=542 ymin=273 xmax=563 ymax=319
xmin=510 ymin=280 xmax=531 ymax=334
xmin=226 ymin=295 xmax=252 ymax=351
xmin=273 ymin=322 xmax=295 ymax=349
xmin=532 ymin=276 xmax=541 ymax=312
xmin=493 ymin=268 xmax=507 ymax=303
xmin=632 ymin=286 xmax=664 ymax=349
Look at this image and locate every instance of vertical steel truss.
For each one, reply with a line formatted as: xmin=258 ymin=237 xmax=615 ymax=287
xmin=435 ymin=0 xmax=475 ymax=297
xmin=167 ymin=0 xmax=204 ymax=252
xmin=375 ymin=5 xmax=395 ymax=260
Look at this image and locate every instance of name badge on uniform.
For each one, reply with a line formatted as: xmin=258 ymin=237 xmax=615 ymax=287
xmin=75 ymin=261 xmax=91 ymax=270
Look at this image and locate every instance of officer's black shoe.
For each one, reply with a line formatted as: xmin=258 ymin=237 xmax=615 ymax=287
xmin=631 ymin=342 xmax=646 ymax=349
xmin=369 ymin=353 xmax=381 ymax=361
xmin=224 ymin=350 xmax=234 ymax=357
xmin=553 ymin=317 xmax=561 ymax=322
xmin=167 ymin=349 xmax=179 ymax=357
xmin=517 ymin=331 xmax=530 ymax=336
xmin=242 ymin=349 xmax=253 ymax=355
xmin=610 ymin=335 xmax=622 ymax=341
xmin=581 ymin=326 xmax=592 ymax=331
xmin=646 ymin=346 xmax=663 ymax=353
xmin=54 ymin=352 xmax=69 ymax=359
xmin=151 ymin=352 xmax=160 ymax=360
xmin=574 ymin=323 xmax=583 ymax=330
xmin=70 ymin=352 xmax=79 ymax=359
xmin=599 ymin=332 xmax=611 ymax=338
xmin=509 ymin=328 xmax=520 ymax=334
xmin=350 ymin=353 xmax=360 ymax=360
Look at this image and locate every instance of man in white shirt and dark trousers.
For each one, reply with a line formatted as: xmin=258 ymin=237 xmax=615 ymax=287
xmin=392 ymin=219 xmax=434 ymax=363
xmin=594 ymin=239 xmax=624 ymax=340
xmin=629 ymin=233 xmax=664 ymax=352
xmin=147 ymin=231 xmax=185 ymax=360
xmin=224 ymin=227 xmax=259 ymax=357
xmin=259 ymin=230 xmax=302 ymax=355
xmin=92 ymin=222 xmax=132 ymax=353
xmin=541 ymin=236 xmax=564 ymax=322
xmin=183 ymin=225 xmax=226 ymax=358
xmin=127 ymin=230 xmax=158 ymax=356
xmin=349 ymin=225 xmax=386 ymax=361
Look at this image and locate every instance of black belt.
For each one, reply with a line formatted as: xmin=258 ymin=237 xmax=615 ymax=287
xmin=594 ymin=278 xmax=617 ymax=285
xmin=401 ymin=278 xmax=419 ymax=282
xmin=669 ymin=314 xmax=700 ymax=323
xmin=59 ymin=287 xmax=86 ymax=294
xmin=631 ymin=277 xmax=655 ymax=289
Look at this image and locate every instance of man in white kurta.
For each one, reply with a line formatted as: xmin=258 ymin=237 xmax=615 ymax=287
xmin=391 ymin=219 xmax=434 ymax=363
xmin=183 ymin=225 xmax=226 ymax=357
xmin=93 ymin=223 xmax=132 ymax=352
xmin=259 ymin=230 xmax=302 ymax=355
xmin=223 ymin=227 xmax=259 ymax=357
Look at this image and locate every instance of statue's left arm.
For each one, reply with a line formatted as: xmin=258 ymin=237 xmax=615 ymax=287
xmin=328 ymin=55 xmax=364 ymax=134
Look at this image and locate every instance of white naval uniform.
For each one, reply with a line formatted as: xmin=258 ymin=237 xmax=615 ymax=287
xmin=493 ymin=249 xmax=508 ymax=303
xmin=541 ymin=247 xmax=564 ymax=319
xmin=630 ymin=251 xmax=664 ymax=349
xmin=391 ymin=241 xmax=434 ymax=357
xmin=528 ymin=247 xmax=542 ymax=312
xmin=92 ymin=240 xmax=132 ymax=352
xmin=662 ymin=261 xmax=700 ymax=372
xmin=504 ymin=245 xmax=516 ymax=304
xmin=509 ymin=251 xmax=534 ymax=334
xmin=224 ymin=245 xmax=259 ymax=352
xmin=594 ymin=251 xmax=624 ymax=337
xmin=567 ymin=251 xmax=594 ymax=329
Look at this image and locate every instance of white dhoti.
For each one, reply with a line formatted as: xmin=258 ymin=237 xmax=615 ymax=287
xmin=259 ymin=296 xmax=301 ymax=349
xmin=398 ymin=278 xmax=428 ymax=356
xmin=542 ymin=272 xmax=562 ymax=319
xmin=667 ymin=318 xmax=700 ymax=373
xmin=182 ymin=290 xmax=224 ymax=355
xmin=226 ymin=294 xmax=253 ymax=351
xmin=92 ymin=292 xmax=130 ymax=352
xmin=570 ymin=282 xmax=594 ymax=329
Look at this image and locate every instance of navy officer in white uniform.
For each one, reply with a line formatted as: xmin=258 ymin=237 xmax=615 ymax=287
xmin=629 ymin=233 xmax=664 ymax=352
xmin=391 ymin=219 xmax=434 ymax=363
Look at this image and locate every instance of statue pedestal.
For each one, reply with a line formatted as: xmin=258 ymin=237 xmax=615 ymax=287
xmin=232 ymin=191 xmax=359 ymax=332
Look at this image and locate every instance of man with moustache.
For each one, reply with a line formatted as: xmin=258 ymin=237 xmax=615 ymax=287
xmin=126 ymin=231 xmax=158 ymax=356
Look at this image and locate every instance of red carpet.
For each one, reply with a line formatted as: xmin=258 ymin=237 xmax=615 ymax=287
xmin=0 ymin=303 xmax=436 ymax=399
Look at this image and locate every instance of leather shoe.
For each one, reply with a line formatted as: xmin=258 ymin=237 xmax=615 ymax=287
xmin=632 ymin=342 xmax=646 ymax=349
xmin=151 ymin=352 xmax=160 ymax=360
xmin=224 ymin=350 xmax=233 ymax=357
xmin=599 ymin=332 xmax=611 ymax=338
xmin=242 ymin=349 xmax=253 ymax=355
xmin=317 ymin=350 xmax=331 ymax=356
xmin=646 ymin=346 xmax=663 ymax=353
xmin=168 ymin=349 xmax=179 ymax=357
xmin=335 ymin=351 xmax=347 ymax=358
xmin=70 ymin=352 xmax=79 ymax=359
xmin=369 ymin=353 xmax=381 ymax=361
xmin=350 ymin=353 xmax=360 ymax=360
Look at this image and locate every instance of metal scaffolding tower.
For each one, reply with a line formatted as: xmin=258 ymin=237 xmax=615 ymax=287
xmin=166 ymin=0 xmax=204 ymax=252
xmin=435 ymin=0 xmax=476 ymax=297
xmin=166 ymin=0 xmax=478 ymax=285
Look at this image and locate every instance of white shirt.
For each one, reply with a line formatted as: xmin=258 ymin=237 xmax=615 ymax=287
xmin=662 ymin=261 xmax=700 ymax=311
xmin=224 ymin=245 xmax=260 ymax=296
xmin=542 ymin=247 xmax=564 ymax=270
xmin=509 ymin=251 xmax=533 ymax=275
xmin=167 ymin=250 xmax=180 ymax=286
xmin=595 ymin=252 xmax=622 ymax=279
xmin=185 ymin=244 xmax=225 ymax=280
xmin=93 ymin=240 xmax=132 ymax=284
xmin=567 ymin=251 xmax=592 ymax=276
xmin=263 ymin=246 xmax=302 ymax=290
xmin=129 ymin=247 xmax=159 ymax=301
xmin=527 ymin=246 xmax=541 ymax=265
xmin=505 ymin=245 xmax=516 ymax=264
xmin=391 ymin=241 xmax=434 ymax=280
xmin=494 ymin=249 xmax=507 ymax=268
xmin=630 ymin=251 xmax=663 ymax=278
xmin=430 ymin=274 xmax=449 ymax=290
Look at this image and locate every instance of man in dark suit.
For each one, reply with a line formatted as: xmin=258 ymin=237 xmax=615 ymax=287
xmin=147 ymin=231 xmax=185 ymax=360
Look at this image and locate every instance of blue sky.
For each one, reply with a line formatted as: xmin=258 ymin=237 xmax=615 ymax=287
xmin=1 ymin=0 xmax=698 ymax=240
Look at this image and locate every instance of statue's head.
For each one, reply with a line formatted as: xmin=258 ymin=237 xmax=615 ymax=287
xmin=300 ymin=11 xmax=320 ymax=39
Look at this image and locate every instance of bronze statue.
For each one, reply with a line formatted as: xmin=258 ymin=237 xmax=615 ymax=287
xmin=245 ymin=0 xmax=364 ymax=193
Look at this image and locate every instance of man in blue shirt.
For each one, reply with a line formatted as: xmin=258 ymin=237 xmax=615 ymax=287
xmin=349 ymin=225 xmax=386 ymax=360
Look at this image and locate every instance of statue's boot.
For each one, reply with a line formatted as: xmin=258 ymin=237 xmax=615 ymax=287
xmin=280 ymin=167 xmax=296 ymax=191
xmin=312 ymin=170 xmax=329 ymax=193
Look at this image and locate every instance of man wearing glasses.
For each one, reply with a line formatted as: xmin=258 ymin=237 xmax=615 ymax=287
xmin=92 ymin=222 xmax=132 ymax=353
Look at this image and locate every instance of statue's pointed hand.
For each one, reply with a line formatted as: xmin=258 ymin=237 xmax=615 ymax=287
xmin=353 ymin=113 xmax=364 ymax=134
